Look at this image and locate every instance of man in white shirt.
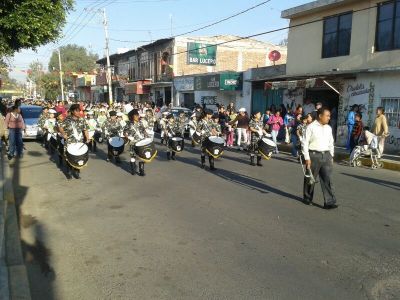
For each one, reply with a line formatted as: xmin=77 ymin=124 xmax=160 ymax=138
xmin=302 ymin=107 xmax=337 ymax=209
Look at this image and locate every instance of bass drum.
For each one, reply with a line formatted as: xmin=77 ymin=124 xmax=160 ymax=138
xmin=134 ymin=138 xmax=157 ymax=162
xmin=66 ymin=142 xmax=89 ymax=169
xmin=258 ymin=138 xmax=276 ymax=159
xmin=205 ymin=136 xmax=225 ymax=158
xmin=108 ymin=137 xmax=125 ymax=156
xmin=168 ymin=136 xmax=184 ymax=153
xmin=192 ymin=131 xmax=202 ymax=145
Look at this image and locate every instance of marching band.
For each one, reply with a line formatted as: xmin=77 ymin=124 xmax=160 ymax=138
xmin=37 ymin=103 xmax=277 ymax=180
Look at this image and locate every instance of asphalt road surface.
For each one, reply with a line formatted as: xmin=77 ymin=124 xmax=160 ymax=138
xmin=11 ymin=139 xmax=400 ymax=300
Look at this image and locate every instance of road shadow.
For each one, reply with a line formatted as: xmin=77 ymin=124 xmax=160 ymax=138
xmin=341 ymin=172 xmax=400 ymax=191
xmin=208 ymin=166 xmax=303 ymax=202
xmin=9 ymin=152 xmax=56 ymax=300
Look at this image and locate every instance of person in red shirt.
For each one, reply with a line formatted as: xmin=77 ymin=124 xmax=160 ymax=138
xmin=350 ymin=113 xmax=364 ymax=152
xmin=55 ymin=101 xmax=67 ymax=118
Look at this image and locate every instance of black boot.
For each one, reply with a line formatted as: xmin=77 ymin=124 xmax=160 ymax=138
xmin=66 ymin=165 xmax=72 ymax=180
xmin=58 ymin=155 xmax=63 ymax=167
xmin=139 ymin=162 xmax=145 ymax=176
xmin=201 ymin=155 xmax=206 ymax=169
xmin=130 ymin=161 xmax=137 ymax=175
xmin=250 ymin=155 xmax=256 ymax=166
xmin=257 ymin=155 xmax=263 ymax=167
xmin=171 ymin=152 xmax=176 ymax=160
xmin=115 ymin=156 xmax=121 ymax=164
xmin=107 ymin=152 xmax=112 ymax=162
xmin=160 ymin=138 xmax=164 ymax=145
xmin=209 ymin=156 xmax=216 ymax=171
xmin=93 ymin=142 xmax=97 ymax=153
xmin=167 ymin=151 xmax=171 ymax=160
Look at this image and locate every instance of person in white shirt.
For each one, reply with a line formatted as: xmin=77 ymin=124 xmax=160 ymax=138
xmin=301 ymin=107 xmax=337 ymax=209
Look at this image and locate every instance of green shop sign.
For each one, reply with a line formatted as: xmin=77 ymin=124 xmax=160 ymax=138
xmin=195 ymin=74 xmax=220 ymax=91
xmin=219 ymin=72 xmax=243 ymax=91
xmin=187 ymin=42 xmax=217 ymax=66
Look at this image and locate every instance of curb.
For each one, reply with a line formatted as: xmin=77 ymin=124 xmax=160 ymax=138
xmin=3 ymin=158 xmax=31 ymax=300
xmin=277 ymin=144 xmax=400 ymax=172
xmin=0 ymin=155 xmax=10 ymax=300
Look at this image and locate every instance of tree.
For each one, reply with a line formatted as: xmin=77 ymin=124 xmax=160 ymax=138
xmin=27 ymin=60 xmax=45 ymax=95
xmin=48 ymin=44 xmax=98 ymax=74
xmin=40 ymin=73 xmax=60 ymax=100
xmin=0 ymin=0 xmax=73 ymax=58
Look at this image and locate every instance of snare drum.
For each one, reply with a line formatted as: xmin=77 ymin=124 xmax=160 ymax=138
xmin=205 ymin=136 xmax=225 ymax=158
xmin=108 ymin=137 xmax=125 ymax=156
xmin=168 ymin=136 xmax=184 ymax=153
xmin=192 ymin=131 xmax=202 ymax=144
xmin=66 ymin=143 xmax=89 ymax=169
xmin=258 ymin=138 xmax=276 ymax=159
xmin=134 ymin=138 xmax=157 ymax=162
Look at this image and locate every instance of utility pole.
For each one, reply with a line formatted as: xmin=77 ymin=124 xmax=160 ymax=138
xmin=102 ymin=8 xmax=113 ymax=105
xmin=58 ymin=48 xmax=65 ymax=102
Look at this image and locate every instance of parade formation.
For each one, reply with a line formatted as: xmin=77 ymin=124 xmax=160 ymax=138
xmin=35 ymin=101 xmax=278 ymax=179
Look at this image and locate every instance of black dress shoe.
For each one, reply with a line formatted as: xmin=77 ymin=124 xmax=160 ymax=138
xmin=323 ymin=204 xmax=338 ymax=210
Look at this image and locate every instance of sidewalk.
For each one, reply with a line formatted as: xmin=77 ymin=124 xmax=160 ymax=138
xmin=276 ymin=144 xmax=400 ymax=172
xmin=0 ymin=155 xmax=31 ymax=300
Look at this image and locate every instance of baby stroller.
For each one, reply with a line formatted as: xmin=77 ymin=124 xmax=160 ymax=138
xmin=350 ymin=130 xmax=383 ymax=169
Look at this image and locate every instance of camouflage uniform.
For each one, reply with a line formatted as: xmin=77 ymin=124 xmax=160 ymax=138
xmin=38 ymin=112 xmax=49 ymax=130
xmin=124 ymin=120 xmax=148 ymax=175
xmin=62 ymin=116 xmax=88 ymax=145
xmin=248 ymin=118 xmax=265 ymax=165
xmin=102 ymin=119 xmax=123 ymax=138
xmin=177 ymin=115 xmax=187 ymax=136
xmin=211 ymin=122 xmax=222 ymax=136
xmin=196 ymin=118 xmax=218 ymax=170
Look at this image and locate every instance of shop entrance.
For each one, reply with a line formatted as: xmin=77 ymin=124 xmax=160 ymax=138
xmin=165 ymin=87 xmax=172 ymax=106
xmin=183 ymin=93 xmax=195 ymax=109
xmin=306 ymin=88 xmax=339 ymax=138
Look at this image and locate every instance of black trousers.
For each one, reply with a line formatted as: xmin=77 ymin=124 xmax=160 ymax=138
xmin=303 ymin=151 xmax=336 ymax=205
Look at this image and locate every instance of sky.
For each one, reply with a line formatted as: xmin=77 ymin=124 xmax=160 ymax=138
xmin=9 ymin=0 xmax=311 ymax=82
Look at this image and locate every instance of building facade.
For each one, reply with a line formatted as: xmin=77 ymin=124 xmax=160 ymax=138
xmin=96 ymin=35 xmax=287 ymax=109
xmin=261 ymin=0 xmax=400 ymax=153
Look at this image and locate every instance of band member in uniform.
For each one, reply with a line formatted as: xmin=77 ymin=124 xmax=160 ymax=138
xmin=55 ymin=112 xmax=66 ymax=167
xmin=196 ymin=109 xmax=218 ymax=171
xmin=188 ymin=113 xmax=197 ymax=147
xmin=38 ymin=107 xmax=49 ymax=148
xmin=302 ymin=107 xmax=337 ymax=209
xmin=177 ymin=111 xmax=187 ymax=137
xmin=159 ymin=111 xmax=169 ymax=145
xmin=248 ymin=111 xmax=268 ymax=166
xmin=124 ymin=109 xmax=147 ymax=176
xmin=86 ymin=111 xmax=98 ymax=152
xmin=43 ymin=109 xmax=58 ymax=154
xmin=143 ymin=109 xmax=156 ymax=140
xmin=211 ymin=114 xmax=222 ymax=136
xmin=165 ymin=114 xmax=181 ymax=161
xmin=58 ymin=104 xmax=90 ymax=179
xmin=102 ymin=111 xmax=124 ymax=162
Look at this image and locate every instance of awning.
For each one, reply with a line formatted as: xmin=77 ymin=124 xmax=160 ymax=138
xmin=265 ymin=78 xmax=324 ymax=90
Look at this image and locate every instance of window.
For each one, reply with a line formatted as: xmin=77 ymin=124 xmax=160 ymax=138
xmin=322 ymin=12 xmax=353 ymax=58
xmin=376 ymin=1 xmax=400 ymax=51
xmin=381 ymin=98 xmax=400 ymax=127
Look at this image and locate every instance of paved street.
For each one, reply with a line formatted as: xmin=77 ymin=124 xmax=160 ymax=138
xmin=12 ymin=139 xmax=400 ymax=300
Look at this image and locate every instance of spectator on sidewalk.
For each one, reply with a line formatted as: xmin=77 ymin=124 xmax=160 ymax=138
xmin=5 ymin=105 xmax=25 ymax=160
xmin=349 ymin=113 xmax=364 ymax=153
xmin=311 ymin=102 xmax=323 ymax=121
xmin=372 ymin=107 xmax=389 ymax=158
xmin=303 ymin=99 xmax=315 ymax=116
xmin=267 ymin=110 xmax=283 ymax=154
xmin=346 ymin=104 xmax=359 ymax=150
xmin=291 ymin=113 xmax=302 ymax=157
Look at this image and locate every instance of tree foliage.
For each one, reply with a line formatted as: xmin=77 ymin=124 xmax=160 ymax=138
xmin=0 ymin=0 xmax=73 ymax=57
xmin=40 ymin=72 xmax=60 ymax=100
xmin=48 ymin=44 xmax=98 ymax=73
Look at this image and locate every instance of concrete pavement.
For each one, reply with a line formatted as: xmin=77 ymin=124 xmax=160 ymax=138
xmin=12 ymin=140 xmax=400 ymax=299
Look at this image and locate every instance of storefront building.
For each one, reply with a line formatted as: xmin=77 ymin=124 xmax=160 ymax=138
xmin=273 ymin=0 xmax=400 ymax=153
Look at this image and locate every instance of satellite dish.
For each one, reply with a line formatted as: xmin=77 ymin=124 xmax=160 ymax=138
xmin=268 ymin=50 xmax=281 ymax=65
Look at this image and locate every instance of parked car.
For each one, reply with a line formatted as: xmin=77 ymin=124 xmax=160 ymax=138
xmin=20 ymin=105 xmax=43 ymax=140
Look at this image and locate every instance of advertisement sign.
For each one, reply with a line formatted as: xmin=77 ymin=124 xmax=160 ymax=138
xmin=195 ymin=75 xmax=220 ymax=91
xmin=174 ymin=77 xmax=194 ymax=91
xmin=219 ymin=72 xmax=243 ymax=91
xmin=187 ymin=42 xmax=217 ymax=66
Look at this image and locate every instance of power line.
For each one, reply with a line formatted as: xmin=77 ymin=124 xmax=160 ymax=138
xmin=110 ymin=4 xmax=379 ymax=68
xmin=109 ymin=0 xmax=273 ymax=43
